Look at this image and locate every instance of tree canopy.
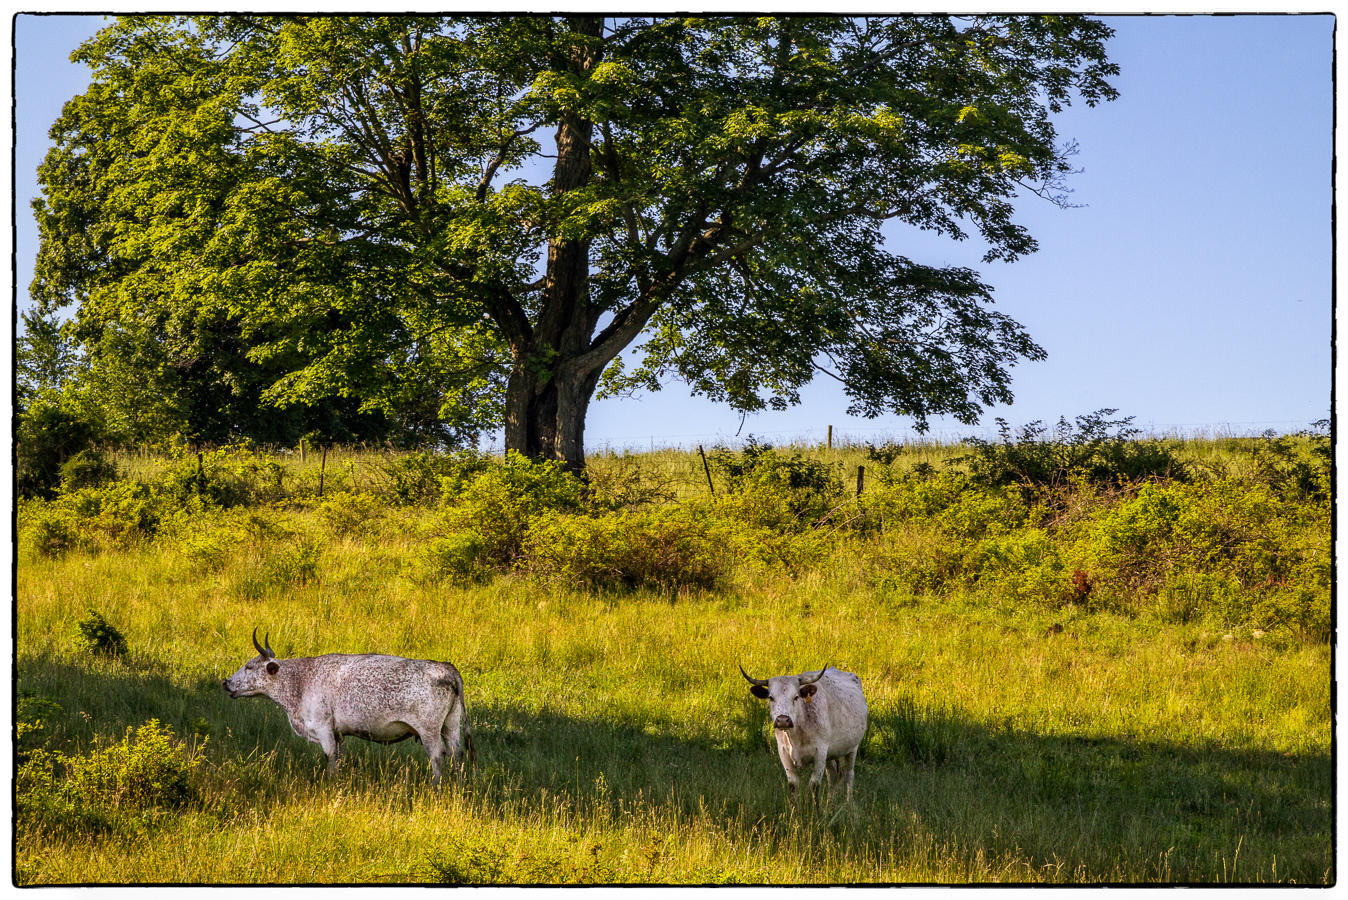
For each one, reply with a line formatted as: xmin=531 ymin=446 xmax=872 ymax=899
xmin=31 ymin=15 xmax=1118 ymax=464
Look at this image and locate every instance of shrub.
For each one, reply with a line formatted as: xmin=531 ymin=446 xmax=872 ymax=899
xmin=524 ymin=505 xmax=730 ymax=592
xmin=62 ymin=481 xmax=165 ymax=547
xmin=965 ymin=528 xmax=1071 ymax=608
xmin=16 ymin=694 xmax=64 ymax=763
xmin=75 ymin=611 xmax=128 ymax=658
xmin=1072 ymin=478 xmax=1329 ymax=630
xmin=436 ymin=453 xmax=585 ymax=572
xmin=583 ymin=457 xmax=678 ymax=511
xmin=1246 ymin=428 xmax=1332 ymax=504
xmin=20 ymin=502 xmax=85 ymax=558
xmin=59 ymin=449 xmax=118 ymax=493
xmin=861 ymin=472 xmax=1027 ymax=540
xmin=957 ymin=409 xmax=1187 ymax=494
xmin=377 ymin=449 xmax=490 ymax=505
xmin=317 ymin=490 xmax=384 ymax=536
xmin=157 ymin=446 xmax=285 ymax=509
xmin=707 ymin=437 xmax=843 ymax=528
xmin=16 ymin=720 xmax=204 ymax=839
xmin=15 ymin=391 xmax=102 ymax=499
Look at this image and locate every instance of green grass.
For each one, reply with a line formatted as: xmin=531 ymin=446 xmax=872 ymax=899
xmin=14 ymin=439 xmax=1333 ymax=884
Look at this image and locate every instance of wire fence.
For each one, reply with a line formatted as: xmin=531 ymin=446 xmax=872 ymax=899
xmin=478 ymin=418 xmax=1329 ymax=455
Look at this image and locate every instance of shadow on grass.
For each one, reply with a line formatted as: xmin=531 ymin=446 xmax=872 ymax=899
xmin=16 ymin=654 xmax=1334 ymax=884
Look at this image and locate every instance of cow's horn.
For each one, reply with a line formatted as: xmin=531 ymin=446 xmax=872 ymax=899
xmin=739 ymin=664 xmax=769 ymax=687
xmin=263 ymin=632 xmax=275 ymax=659
xmin=799 ymin=665 xmax=830 ymax=685
xmin=252 ymin=627 xmax=267 ymax=658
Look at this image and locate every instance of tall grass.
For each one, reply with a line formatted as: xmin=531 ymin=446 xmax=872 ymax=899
xmin=14 ymin=435 xmax=1332 ymax=884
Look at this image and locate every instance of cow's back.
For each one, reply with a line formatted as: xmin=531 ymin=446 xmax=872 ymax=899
xmin=314 ymin=654 xmax=457 ymax=720
xmin=820 ymin=669 xmax=868 ymax=752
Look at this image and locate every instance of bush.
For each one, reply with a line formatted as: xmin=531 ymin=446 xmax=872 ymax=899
xmin=59 ymin=449 xmax=118 ymax=493
xmin=861 ymin=472 xmax=1027 ymax=540
xmin=1246 ymin=428 xmax=1332 ymax=504
xmin=707 ymin=438 xmax=844 ymax=529
xmin=958 ymin=409 xmax=1187 ymax=494
xmin=317 ymin=490 xmax=384 ymax=536
xmin=75 ymin=611 xmax=128 ymax=658
xmin=63 ymin=481 xmax=166 ymax=547
xmin=17 ymin=720 xmax=204 ymax=839
xmin=157 ymin=446 xmax=285 ymax=509
xmin=16 ymin=694 xmax=64 ymax=764
xmin=377 ymin=449 xmax=490 ymax=505
xmin=524 ymin=505 xmax=730 ymax=592
xmin=1071 ymin=478 xmax=1329 ymax=631
xmin=434 ymin=453 xmax=585 ymax=573
xmin=20 ymin=501 xmax=84 ymax=558
xmin=16 ymin=392 xmax=102 ymax=499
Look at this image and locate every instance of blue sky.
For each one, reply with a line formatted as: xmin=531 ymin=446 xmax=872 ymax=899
xmin=12 ymin=13 xmax=1334 ymax=451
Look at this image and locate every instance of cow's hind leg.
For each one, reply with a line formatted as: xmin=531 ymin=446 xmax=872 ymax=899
xmin=841 ymin=749 xmax=858 ymax=803
xmin=413 ymin=722 xmax=447 ymax=786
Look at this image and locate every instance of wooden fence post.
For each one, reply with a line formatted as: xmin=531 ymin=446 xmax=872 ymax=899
xmin=698 ymin=445 xmax=716 ymax=496
xmin=856 ymin=464 xmax=865 ymax=496
xmin=827 ymin=425 xmax=833 ymax=450
xmin=319 ymin=446 xmax=328 ymax=498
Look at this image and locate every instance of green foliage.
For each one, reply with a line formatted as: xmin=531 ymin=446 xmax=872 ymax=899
xmin=159 ymin=446 xmax=287 ymax=508
xmin=708 ymin=437 xmax=844 ymax=528
xmin=429 ymin=453 xmax=586 ymax=576
xmin=16 ymin=390 xmax=103 ymax=499
xmin=75 ymin=610 xmax=129 ymax=657
xmin=21 ymin=480 xmax=169 ymax=559
xmin=17 ymin=720 xmax=204 ymax=839
xmin=17 ymin=694 xmax=65 ymax=763
xmin=316 ymin=490 xmax=384 ymax=536
xmin=59 ymin=448 xmax=119 ymax=493
xmin=35 ymin=15 xmax=1117 ymax=463
xmin=1244 ymin=427 xmax=1332 ymax=503
xmin=525 ymin=504 xmax=730 ymax=592
xmin=376 ymin=450 xmax=490 ymax=505
xmin=958 ymin=409 xmax=1187 ymax=493
xmin=11 ymin=435 xmax=1333 ymax=883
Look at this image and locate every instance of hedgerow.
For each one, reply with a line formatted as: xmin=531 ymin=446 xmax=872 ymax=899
xmin=13 ymin=428 xmax=1329 ymax=639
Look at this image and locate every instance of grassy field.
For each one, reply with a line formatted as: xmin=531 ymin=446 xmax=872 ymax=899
xmin=13 ymin=435 xmax=1333 ymax=884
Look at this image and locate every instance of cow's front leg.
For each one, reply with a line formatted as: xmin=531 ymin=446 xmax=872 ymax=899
xmin=315 ymin=728 xmax=342 ymax=777
xmin=809 ymin=751 xmax=829 ymax=805
xmin=776 ymin=738 xmax=800 ymax=804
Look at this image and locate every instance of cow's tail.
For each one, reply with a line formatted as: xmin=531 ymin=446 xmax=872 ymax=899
xmin=437 ymin=666 xmax=475 ymax=768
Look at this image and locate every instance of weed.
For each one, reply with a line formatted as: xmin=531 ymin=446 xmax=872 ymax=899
xmin=75 ymin=611 xmax=128 ymax=658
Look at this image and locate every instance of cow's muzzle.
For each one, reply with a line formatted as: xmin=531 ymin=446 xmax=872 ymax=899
xmin=773 ymin=715 xmax=794 ymax=730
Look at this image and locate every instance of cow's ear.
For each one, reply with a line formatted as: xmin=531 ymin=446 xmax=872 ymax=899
xmin=266 ymin=661 xmax=280 ymax=675
xmin=799 ymin=683 xmax=817 ymax=700
xmin=750 ymin=685 xmax=770 ymax=700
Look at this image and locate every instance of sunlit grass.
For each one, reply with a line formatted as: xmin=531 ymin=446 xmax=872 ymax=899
xmin=16 ymin=438 xmax=1332 ymax=884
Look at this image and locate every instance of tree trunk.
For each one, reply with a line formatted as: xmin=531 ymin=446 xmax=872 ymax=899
xmin=503 ymin=363 xmax=602 ymax=471
xmin=502 ymin=16 xmax=604 ymax=472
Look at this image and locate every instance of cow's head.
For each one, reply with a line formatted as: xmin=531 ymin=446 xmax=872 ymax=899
xmin=223 ymin=628 xmax=281 ymax=698
xmin=740 ymin=665 xmax=829 ymax=731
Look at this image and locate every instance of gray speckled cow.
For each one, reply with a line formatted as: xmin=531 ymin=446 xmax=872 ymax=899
xmin=224 ymin=630 xmax=473 ymax=784
xmin=740 ymin=664 xmax=868 ymax=804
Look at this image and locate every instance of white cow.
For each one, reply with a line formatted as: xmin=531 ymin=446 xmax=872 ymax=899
xmin=740 ymin=664 xmax=868 ymax=804
xmin=224 ymin=629 xmax=473 ymax=784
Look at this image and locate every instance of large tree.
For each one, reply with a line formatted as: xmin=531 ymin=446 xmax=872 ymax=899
xmin=32 ymin=15 xmax=1118 ymax=466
